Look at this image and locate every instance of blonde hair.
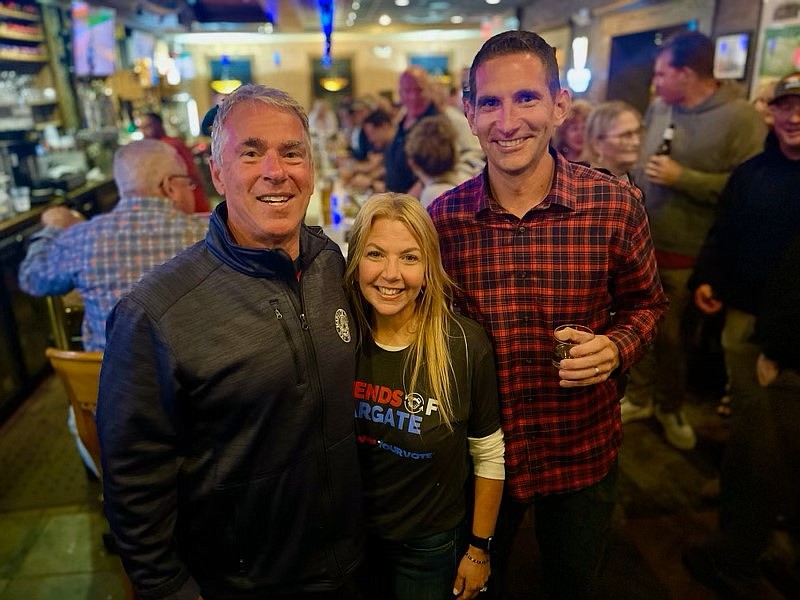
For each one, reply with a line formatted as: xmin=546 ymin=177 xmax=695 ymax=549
xmin=345 ymin=193 xmax=458 ymax=428
xmin=580 ymin=100 xmax=642 ymax=164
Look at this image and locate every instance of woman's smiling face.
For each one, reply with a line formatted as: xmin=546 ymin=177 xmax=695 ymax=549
xmin=357 ymin=217 xmax=426 ymax=326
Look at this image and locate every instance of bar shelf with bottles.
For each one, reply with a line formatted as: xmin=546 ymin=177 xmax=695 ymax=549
xmin=0 ymin=3 xmax=39 ymax=22
xmin=0 ymin=1 xmax=45 ymax=64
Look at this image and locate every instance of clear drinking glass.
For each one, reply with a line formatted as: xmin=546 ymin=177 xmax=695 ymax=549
xmin=552 ymin=324 xmax=594 ymax=368
xmin=11 ymin=186 xmax=31 ymax=213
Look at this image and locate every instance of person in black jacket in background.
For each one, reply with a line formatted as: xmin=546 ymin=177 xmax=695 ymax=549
xmin=683 ymin=72 xmax=800 ymax=599
xmin=97 ymin=84 xmax=363 ymax=600
xmin=690 ymin=73 xmax=800 ymax=423
xmin=684 ymin=234 xmax=800 ymax=599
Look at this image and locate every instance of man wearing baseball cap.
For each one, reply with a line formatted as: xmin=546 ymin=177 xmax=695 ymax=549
xmin=769 ymin=71 xmax=800 ymax=105
xmin=685 ymin=71 xmax=800 ymax=597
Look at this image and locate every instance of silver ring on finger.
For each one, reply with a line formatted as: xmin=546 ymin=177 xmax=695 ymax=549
xmin=594 ymin=366 xmax=600 ymax=376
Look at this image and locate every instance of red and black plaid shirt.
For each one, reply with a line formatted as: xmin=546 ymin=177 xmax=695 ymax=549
xmin=429 ymin=151 xmax=668 ymax=500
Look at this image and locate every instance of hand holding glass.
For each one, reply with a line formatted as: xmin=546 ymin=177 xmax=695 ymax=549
xmin=552 ymin=324 xmax=595 ymax=368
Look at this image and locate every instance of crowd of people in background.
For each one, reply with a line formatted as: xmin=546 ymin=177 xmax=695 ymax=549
xmin=18 ymin=24 xmax=800 ymax=600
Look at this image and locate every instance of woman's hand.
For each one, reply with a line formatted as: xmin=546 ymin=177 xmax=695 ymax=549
xmin=452 ymin=550 xmax=490 ymax=598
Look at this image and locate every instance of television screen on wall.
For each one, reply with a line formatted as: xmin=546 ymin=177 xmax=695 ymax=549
xmin=72 ymin=1 xmax=116 ymax=78
xmin=129 ymin=29 xmax=157 ymax=85
xmin=714 ymin=32 xmax=750 ymax=80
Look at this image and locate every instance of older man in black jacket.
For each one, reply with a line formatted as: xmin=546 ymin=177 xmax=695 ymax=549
xmin=97 ymin=85 xmax=363 ymax=600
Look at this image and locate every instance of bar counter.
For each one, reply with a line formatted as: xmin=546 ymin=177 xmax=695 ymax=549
xmin=0 ymin=177 xmax=119 ymax=239
xmin=0 ymin=177 xmax=119 ymax=422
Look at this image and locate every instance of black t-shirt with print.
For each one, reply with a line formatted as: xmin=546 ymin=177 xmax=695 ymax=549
xmin=354 ymin=313 xmax=500 ymax=541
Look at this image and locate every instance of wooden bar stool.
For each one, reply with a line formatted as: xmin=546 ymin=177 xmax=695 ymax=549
xmin=45 ymin=347 xmax=137 ymax=599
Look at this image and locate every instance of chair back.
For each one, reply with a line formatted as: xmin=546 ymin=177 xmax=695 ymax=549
xmin=45 ymin=347 xmax=104 ymax=476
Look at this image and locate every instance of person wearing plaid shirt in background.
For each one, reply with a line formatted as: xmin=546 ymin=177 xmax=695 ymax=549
xmin=18 ymin=139 xmax=208 ymax=476
xmin=428 ymin=30 xmax=668 ymax=599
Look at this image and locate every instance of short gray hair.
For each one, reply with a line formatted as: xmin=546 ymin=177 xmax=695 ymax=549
xmin=113 ymin=139 xmax=184 ymax=197
xmin=210 ymin=84 xmax=311 ymax=165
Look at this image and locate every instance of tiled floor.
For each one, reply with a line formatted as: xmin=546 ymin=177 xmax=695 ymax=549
xmin=0 ymin=373 xmax=795 ymax=599
xmin=0 ymin=376 xmax=129 ymax=599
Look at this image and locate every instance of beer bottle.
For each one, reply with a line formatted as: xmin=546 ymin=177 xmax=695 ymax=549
xmin=656 ymin=123 xmax=674 ymax=155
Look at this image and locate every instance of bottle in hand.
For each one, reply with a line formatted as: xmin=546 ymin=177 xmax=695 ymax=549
xmin=656 ymin=123 xmax=674 ymax=155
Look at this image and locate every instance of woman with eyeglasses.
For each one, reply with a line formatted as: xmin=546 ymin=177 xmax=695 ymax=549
xmin=581 ymin=101 xmax=644 ymax=183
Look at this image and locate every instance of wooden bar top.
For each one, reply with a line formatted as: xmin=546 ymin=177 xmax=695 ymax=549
xmin=0 ymin=177 xmax=118 ymax=239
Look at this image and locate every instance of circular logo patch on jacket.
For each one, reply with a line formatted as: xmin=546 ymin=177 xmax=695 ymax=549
xmin=335 ymin=308 xmax=351 ymax=343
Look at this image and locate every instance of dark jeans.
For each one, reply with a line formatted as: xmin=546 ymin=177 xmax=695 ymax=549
xmin=488 ymin=463 xmax=618 ymax=600
xmin=357 ymin=523 xmax=466 ymax=600
xmin=713 ymin=369 xmax=800 ymax=572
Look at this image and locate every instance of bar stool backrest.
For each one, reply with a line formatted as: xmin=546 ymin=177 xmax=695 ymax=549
xmin=45 ymin=347 xmax=104 ymax=476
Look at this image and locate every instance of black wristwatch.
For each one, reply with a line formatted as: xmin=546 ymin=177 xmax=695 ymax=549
xmin=469 ymin=533 xmax=493 ymax=552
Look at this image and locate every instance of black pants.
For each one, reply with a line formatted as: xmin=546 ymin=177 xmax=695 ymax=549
xmin=487 ymin=463 xmax=618 ymax=600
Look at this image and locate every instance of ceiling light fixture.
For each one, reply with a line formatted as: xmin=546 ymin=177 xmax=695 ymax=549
xmin=450 ymin=15 xmax=463 ymax=24
xmin=210 ymin=55 xmax=241 ymax=95
xmin=320 ymin=76 xmax=349 ymax=92
xmin=567 ymin=36 xmax=592 ymax=93
xmin=395 ymin=0 xmax=409 ymax=6
xmin=379 ymin=14 xmax=392 ymax=26
xmin=318 ymin=0 xmax=334 ymax=66
xmin=210 ymin=79 xmax=242 ymax=94
xmin=486 ymin=0 xmax=501 ymax=5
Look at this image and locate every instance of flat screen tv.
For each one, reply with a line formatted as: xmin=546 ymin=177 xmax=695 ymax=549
xmin=714 ymin=32 xmax=750 ymax=80
xmin=129 ymin=29 xmax=156 ymax=85
xmin=72 ymin=1 xmax=116 ymax=78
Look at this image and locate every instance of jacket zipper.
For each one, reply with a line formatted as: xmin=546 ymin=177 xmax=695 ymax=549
xmin=298 ymin=277 xmax=343 ymax=576
xmin=270 ymin=301 xmax=302 ymax=381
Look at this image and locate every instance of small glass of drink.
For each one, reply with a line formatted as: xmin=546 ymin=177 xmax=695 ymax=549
xmin=552 ymin=324 xmax=594 ymax=368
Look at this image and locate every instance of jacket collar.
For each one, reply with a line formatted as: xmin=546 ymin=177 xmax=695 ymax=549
xmin=205 ymin=202 xmax=327 ymax=280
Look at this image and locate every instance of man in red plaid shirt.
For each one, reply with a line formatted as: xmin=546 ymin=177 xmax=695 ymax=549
xmin=429 ymin=30 xmax=668 ymax=599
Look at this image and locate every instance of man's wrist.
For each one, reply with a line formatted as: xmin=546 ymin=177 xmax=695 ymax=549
xmin=464 ymin=549 xmax=490 ymax=565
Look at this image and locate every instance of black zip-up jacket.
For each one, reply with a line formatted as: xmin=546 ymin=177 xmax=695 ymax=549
xmin=97 ymin=203 xmax=363 ymax=600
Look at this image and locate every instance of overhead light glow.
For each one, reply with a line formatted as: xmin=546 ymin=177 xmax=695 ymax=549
xmin=378 ymin=14 xmax=392 ymax=26
xmin=450 ymin=15 xmax=463 ymax=24
xmin=566 ymin=36 xmax=592 ymax=93
xmin=211 ymin=79 xmax=242 ymax=94
xmin=187 ymin=99 xmax=200 ymax=137
xmin=352 ymin=1 xmax=360 ymax=8
xmin=166 ymin=62 xmax=181 ymax=85
xmin=320 ymin=77 xmax=349 ymax=92
xmin=372 ymin=45 xmax=392 ymax=59
xmin=486 ymin=0 xmax=501 ymax=5
xmin=395 ymin=0 xmax=409 ymax=6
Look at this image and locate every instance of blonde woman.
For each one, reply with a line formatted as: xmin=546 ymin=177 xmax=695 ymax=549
xmin=345 ymin=193 xmax=504 ymax=600
xmin=581 ymin=100 xmax=644 ymax=182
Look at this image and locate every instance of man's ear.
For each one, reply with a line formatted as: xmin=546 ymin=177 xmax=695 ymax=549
xmin=552 ymin=89 xmax=572 ymax=127
xmin=465 ymin=100 xmax=477 ymax=135
xmin=159 ymin=175 xmax=174 ymax=198
xmin=209 ymin=158 xmax=225 ymax=196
